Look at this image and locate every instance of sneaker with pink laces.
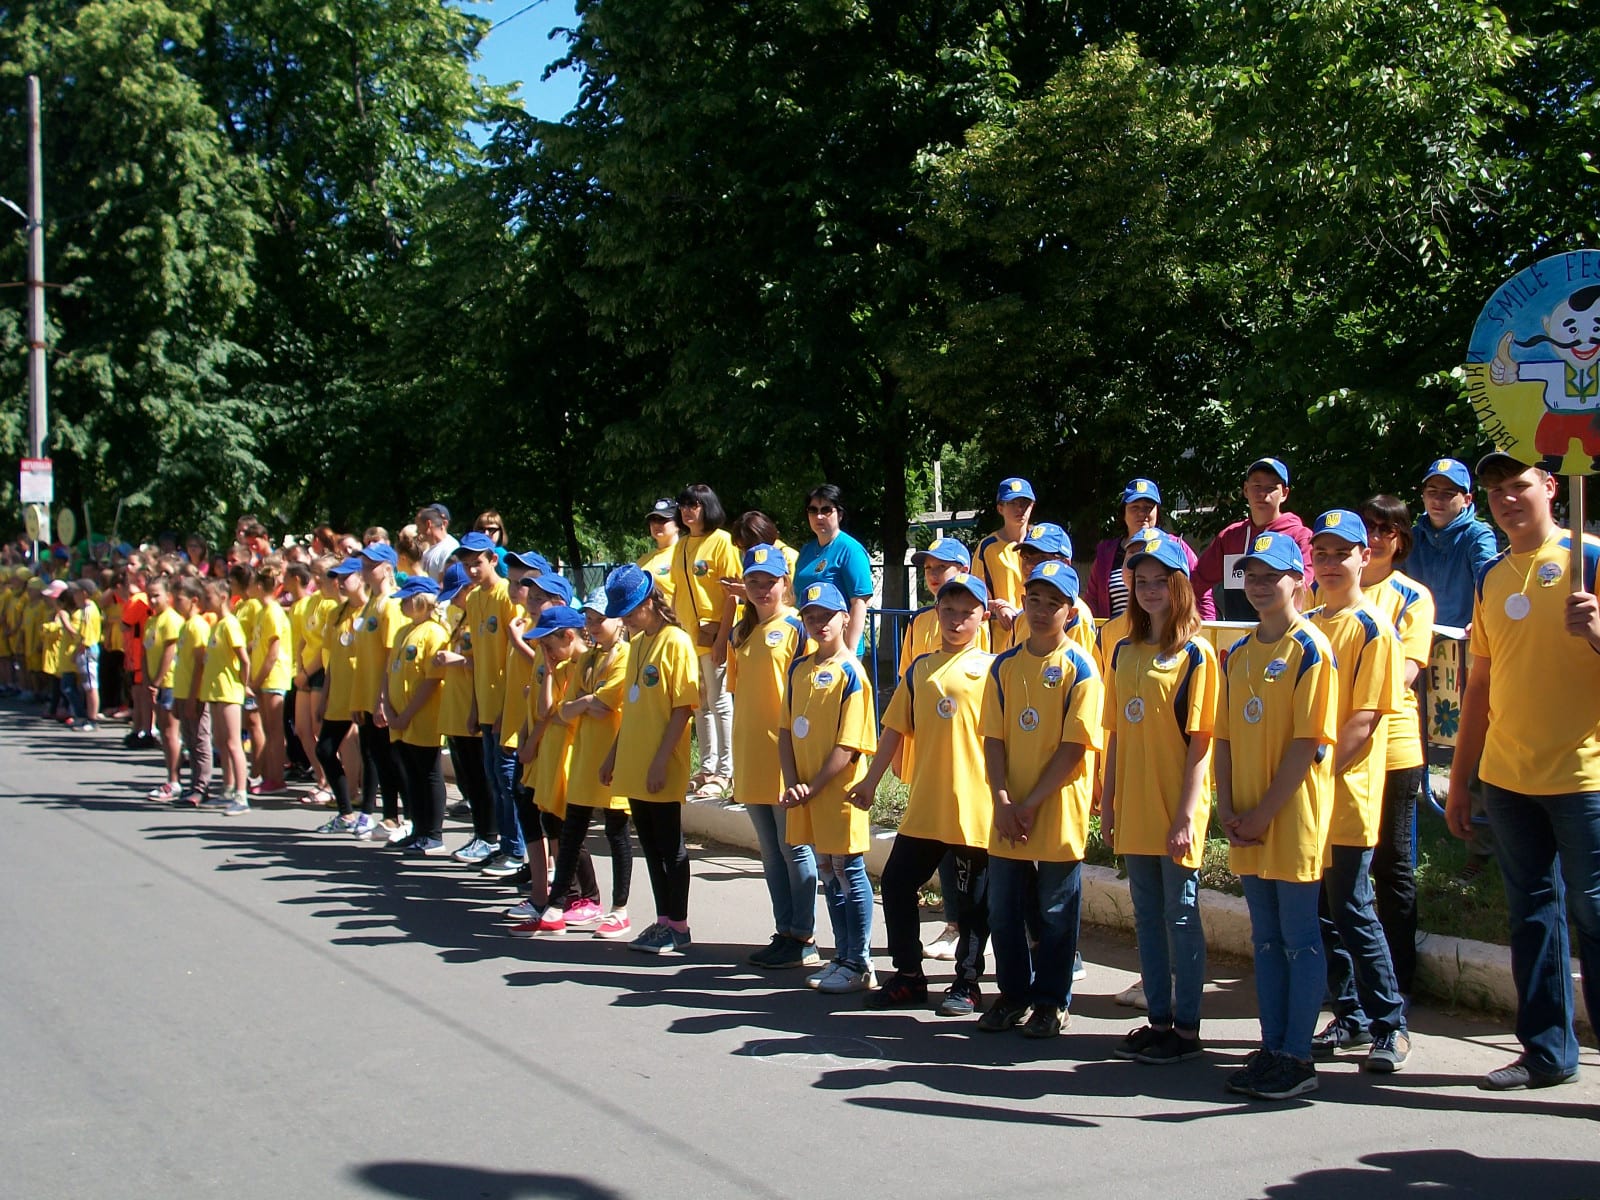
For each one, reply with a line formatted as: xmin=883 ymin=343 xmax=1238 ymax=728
xmin=146 ymin=783 xmax=176 ymax=803
xmin=593 ymin=911 xmax=631 ymax=939
xmin=564 ymin=899 xmax=604 ymax=928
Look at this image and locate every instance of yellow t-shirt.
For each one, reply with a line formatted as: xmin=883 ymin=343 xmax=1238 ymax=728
xmin=1469 ymin=533 xmax=1600 ymax=795
xmin=636 ymin=543 xmax=677 ymax=604
xmin=1104 ymin=636 xmax=1219 ymax=868
xmin=565 ymin=642 xmax=632 ymax=812
xmin=991 ymin=597 xmax=1097 ymax=658
xmin=58 ymin=609 xmax=83 ymax=663
xmin=1094 ymin=610 xmax=1133 ymax=679
xmin=612 ymin=624 xmax=700 ymax=803
xmin=301 ymin=595 xmax=335 ymax=675
xmin=173 ymin=613 xmax=209 ymax=701
xmin=782 ymin=651 xmax=877 ymax=855
xmin=466 ymin=578 xmax=516 ymax=728
xmin=351 ymin=593 xmax=403 ymax=715
xmin=40 ymin=617 xmax=62 ymax=676
xmin=288 ymin=595 xmax=310 ymax=676
xmin=200 ymin=613 xmax=248 ymax=704
xmin=388 ymin=617 xmax=449 ymax=748
xmin=728 ymin=608 xmax=808 ymax=806
xmin=981 ymin=641 xmax=1104 ymax=862
xmin=249 ymin=598 xmax=294 ymax=692
xmin=1309 ymin=602 xmax=1403 ymax=848
xmin=234 ymin=596 xmax=263 ymax=647
xmin=1364 ymin=570 xmax=1433 ymax=770
xmin=322 ymin=603 xmax=362 ymax=722
xmin=976 ymin=533 xmax=1024 ymax=607
xmin=144 ymin=607 xmax=185 ymax=690
xmin=899 ymin=606 xmax=989 ymax=672
xmin=78 ymin=601 xmax=103 ymax=649
xmin=883 ymin=644 xmax=995 ymax=848
xmin=499 ymin=620 xmax=535 ymax=750
xmin=102 ymin=596 xmax=123 ymax=652
xmin=436 ymin=609 xmax=477 ymax=740
xmin=1216 ymin=619 xmax=1338 ymax=882
xmin=532 ymin=658 xmax=576 ymax=816
xmin=26 ymin=598 xmax=48 ymax=668
xmin=669 ymin=530 xmax=740 ymax=636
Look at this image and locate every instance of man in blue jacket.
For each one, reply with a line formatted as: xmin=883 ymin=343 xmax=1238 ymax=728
xmin=1408 ymin=456 xmax=1501 ymax=880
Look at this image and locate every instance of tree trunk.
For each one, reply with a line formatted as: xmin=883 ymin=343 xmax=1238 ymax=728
xmin=878 ymin=375 xmax=910 ymax=611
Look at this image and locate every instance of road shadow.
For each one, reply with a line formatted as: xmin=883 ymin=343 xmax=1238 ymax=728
xmin=1258 ymin=1148 xmax=1600 ymax=1198
xmin=354 ymin=1161 xmax=625 ymax=1200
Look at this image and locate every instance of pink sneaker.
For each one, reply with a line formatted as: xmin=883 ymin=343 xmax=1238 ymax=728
xmin=146 ymin=783 xmax=176 ymax=803
xmin=563 ymin=899 xmax=603 ymax=928
xmin=593 ymin=912 xmax=631 ymax=940
xmin=507 ymin=919 xmax=544 ymax=939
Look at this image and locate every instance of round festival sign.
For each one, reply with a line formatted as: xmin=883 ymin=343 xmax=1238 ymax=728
xmin=1466 ymin=249 xmax=1600 ymax=476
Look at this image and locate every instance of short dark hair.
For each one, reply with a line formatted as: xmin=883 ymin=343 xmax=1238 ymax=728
xmin=677 ymin=484 xmax=727 ymax=532
xmin=730 ymin=510 xmax=780 ymax=552
xmin=804 ymin=483 xmax=847 ymax=525
xmin=1358 ymin=495 xmax=1414 ymax=564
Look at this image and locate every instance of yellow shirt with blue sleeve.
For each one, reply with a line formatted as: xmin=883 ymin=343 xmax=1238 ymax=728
xmin=728 ymin=607 xmax=807 ymax=807
xmin=782 ymin=651 xmax=877 ymax=855
xmin=1309 ymin=601 xmax=1403 ymax=848
xmin=882 ymin=645 xmax=994 ymax=848
xmin=1364 ymin=570 xmax=1434 ymax=771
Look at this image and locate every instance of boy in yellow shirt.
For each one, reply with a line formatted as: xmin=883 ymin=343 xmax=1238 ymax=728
xmin=1215 ymin=531 xmax=1338 ymax=1101
xmin=979 ymin=561 xmax=1104 ymax=1037
xmin=976 ymin=476 xmax=1034 ymax=617
xmin=850 ymin=572 xmax=995 ymax=1014
xmin=383 ymin=575 xmax=452 ymax=855
xmin=1305 ymin=511 xmax=1410 ymax=1072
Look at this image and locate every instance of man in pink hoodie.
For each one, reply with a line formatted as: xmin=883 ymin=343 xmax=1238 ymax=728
xmin=1192 ymin=457 xmax=1315 ymax=621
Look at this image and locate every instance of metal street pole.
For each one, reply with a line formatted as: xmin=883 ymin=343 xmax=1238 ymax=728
xmin=26 ymin=73 xmax=46 ymax=463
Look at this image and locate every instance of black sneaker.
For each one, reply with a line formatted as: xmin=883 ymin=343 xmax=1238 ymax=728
xmin=1226 ymin=1049 xmax=1277 ymax=1095
xmin=766 ymin=936 xmax=821 ymax=969
xmin=1113 ymin=1024 xmax=1166 ymax=1060
xmin=937 ymin=980 xmax=982 ymax=1017
xmin=1246 ymin=1054 xmax=1318 ymax=1101
xmin=1021 ymin=1005 xmax=1065 ymax=1039
xmin=863 ymin=971 xmax=928 ymax=1010
xmin=1134 ymin=1029 xmax=1205 ymax=1065
xmin=1310 ymin=1016 xmax=1372 ymax=1058
xmin=1479 ymin=1058 xmax=1578 ymax=1091
xmin=509 ymin=864 xmax=533 ymax=886
xmin=447 ymin=800 xmax=473 ymax=820
xmin=976 ymin=995 xmax=1030 ymax=1032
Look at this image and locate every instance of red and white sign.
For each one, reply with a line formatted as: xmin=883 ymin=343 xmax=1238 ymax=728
xmin=20 ymin=457 xmax=52 ymax=505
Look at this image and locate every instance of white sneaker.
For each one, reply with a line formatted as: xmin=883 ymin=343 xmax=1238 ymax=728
xmin=817 ymin=963 xmax=876 ymax=994
xmin=351 ymin=813 xmax=378 ymax=841
xmin=505 ymin=899 xmax=539 ymax=920
xmin=383 ymin=819 xmax=411 ymax=844
xmin=1115 ymin=980 xmax=1149 ymax=1010
xmin=806 ymin=960 xmax=843 ymax=989
xmin=923 ymin=922 xmax=959 ymax=961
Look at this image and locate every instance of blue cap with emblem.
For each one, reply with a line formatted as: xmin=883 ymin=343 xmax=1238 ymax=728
xmin=454 ymin=531 xmax=496 ymax=556
xmin=358 ymin=541 xmax=399 ymax=568
xmin=328 ymin=556 xmax=363 ymax=578
xmin=742 ymin=544 xmax=790 ymax=577
xmin=1121 ymin=478 xmax=1162 ymax=506
xmin=1021 ymin=522 xmax=1073 ymax=558
xmin=910 ymin=537 xmax=971 ymax=568
xmin=997 ymin=476 xmax=1036 ymax=503
xmin=438 ymin=561 xmax=470 ymax=604
xmin=395 ymin=575 xmax=440 ymax=601
xmin=797 ymin=581 xmax=848 ymax=612
xmin=936 ymin=572 xmax=991 ymax=605
xmin=1125 ymin=534 xmax=1189 ymax=575
xmin=525 ymin=606 xmax=586 ymax=639
xmin=1421 ymin=457 xmax=1471 ymax=491
xmin=1246 ymin=457 xmax=1291 ymax=486
xmin=603 ymin=564 xmax=653 ymax=618
xmin=1311 ymin=509 xmax=1369 ymax=548
xmin=1024 ymin=560 xmax=1082 ymax=599
xmin=1238 ymin=530 xmax=1306 ymax=575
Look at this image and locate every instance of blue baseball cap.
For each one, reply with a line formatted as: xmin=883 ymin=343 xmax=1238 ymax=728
xmin=328 ymin=556 xmax=363 ymax=578
xmin=797 ymin=581 xmax=848 ymax=612
xmin=395 ymin=575 xmax=440 ymax=601
xmin=1422 ymin=457 xmax=1472 ymax=491
xmin=1024 ymin=560 xmax=1081 ymax=600
xmin=507 ymin=549 xmax=551 ymax=575
xmin=1311 ymin=509 xmax=1369 ymax=548
xmin=910 ymin=537 xmax=971 ymax=568
xmin=936 ymin=572 xmax=990 ymax=605
xmin=604 ymin=564 xmax=653 ymax=618
xmin=742 ymin=544 xmax=789 ymax=577
xmin=358 ymin=542 xmax=398 ymax=568
xmin=1246 ymin=457 xmax=1291 ymax=486
xmin=525 ymin=606 xmax=586 ymax=639
xmin=438 ymin=561 xmax=471 ymax=603
xmin=1121 ymin=478 xmax=1162 ymax=506
xmin=1125 ymin=533 xmax=1189 ymax=575
xmin=1238 ymin=530 xmax=1306 ymax=575
xmin=454 ymin=531 xmax=497 ymax=556
xmin=997 ymin=477 xmax=1036 ymax=503
xmin=1021 ymin=522 xmax=1073 ymax=558
xmin=527 ymin=572 xmax=575 ymax=606
xmin=581 ymin=585 xmax=609 ymax=615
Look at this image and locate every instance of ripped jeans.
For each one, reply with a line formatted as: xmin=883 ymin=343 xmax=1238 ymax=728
xmin=1240 ymin=875 xmax=1324 ymax=1061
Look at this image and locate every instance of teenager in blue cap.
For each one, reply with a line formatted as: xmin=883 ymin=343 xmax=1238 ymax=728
xmin=384 ymin=574 xmax=451 ymax=854
xmin=1408 ymin=457 xmax=1499 ymax=629
xmin=1193 ymin=458 xmax=1315 ymax=622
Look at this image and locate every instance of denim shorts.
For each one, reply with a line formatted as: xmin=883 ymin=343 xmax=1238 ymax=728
xmin=305 ymin=669 xmax=326 ymax=690
xmin=243 ymin=695 xmax=259 ymax=713
xmin=75 ymin=645 xmax=100 ymax=690
xmin=261 ymin=688 xmax=288 ymax=698
xmin=156 ymin=687 xmax=175 ymax=711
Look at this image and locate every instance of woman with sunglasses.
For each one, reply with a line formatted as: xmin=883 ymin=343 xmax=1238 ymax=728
xmin=671 ymin=484 xmax=740 ymax=798
xmin=794 ymin=485 xmax=874 ymax=654
xmin=473 ymin=510 xmax=511 ymax=579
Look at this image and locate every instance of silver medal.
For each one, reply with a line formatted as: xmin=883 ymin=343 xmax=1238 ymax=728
xmin=793 ymin=715 xmax=811 ymax=740
xmin=628 ymin=683 xmax=641 ymax=703
xmin=1244 ymin=696 xmax=1264 ymax=725
xmin=1504 ymin=592 xmax=1531 ymax=621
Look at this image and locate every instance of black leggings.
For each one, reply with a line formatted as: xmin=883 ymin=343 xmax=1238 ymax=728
xmin=881 ymin=832 xmax=990 ymax=982
xmin=1372 ymin=765 xmax=1423 ymax=995
xmin=550 ymin=805 xmax=630 ymax=909
xmin=397 ymin=742 xmax=446 ymax=840
xmin=448 ymin=734 xmax=496 ymax=842
xmin=358 ymin=715 xmax=403 ymax=822
xmin=629 ymin=800 xmax=690 ymax=922
xmin=316 ymin=718 xmax=365 ymax=817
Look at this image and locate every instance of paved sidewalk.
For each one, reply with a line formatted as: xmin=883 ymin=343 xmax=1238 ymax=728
xmin=1 ymin=704 xmax=1594 ymax=1199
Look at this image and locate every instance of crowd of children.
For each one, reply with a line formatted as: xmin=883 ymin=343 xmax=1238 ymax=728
xmin=2 ymin=456 xmax=1596 ymax=1104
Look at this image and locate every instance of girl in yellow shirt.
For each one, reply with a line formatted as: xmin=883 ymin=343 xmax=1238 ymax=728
xmin=383 ymin=576 xmax=451 ymax=854
xmin=1101 ymin=536 xmax=1219 ymax=1063
xmin=198 ymin=578 xmax=252 ymax=815
xmin=287 ymin=560 xmax=333 ymax=805
xmin=670 ymin=484 xmax=739 ymax=796
xmin=728 ymin=545 xmax=818 ymax=970
xmin=245 ymin=560 xmax=292 ymax=794
xmin=312 ymin=559 xmax=371 ymax=835
xmin=599 ymin=565 xmax=700 ymax=956
xmin=169 ymin=579 xmax=215 ymax=806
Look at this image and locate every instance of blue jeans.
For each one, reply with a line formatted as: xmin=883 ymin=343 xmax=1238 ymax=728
xmin=1240 ymin=876 xmax=1324 ymax=1060
xmin=745 ymin=805 xmax=817 ymax=940
xmin=988 ymin=856 xmax=1081 ymax=1009
xmin=820 ymin=853 xmax=872 ymax=971
xmin=1484 ymin=784 xmax=1600 ymax=1076
xmin=59 ymin=672 xmax=85 ymax=720
xmin=1124 ymin=854 xmax=1206 ymax=1030
xmin=480 ymin=727 xmax=524 ymax=860
xmin=1319 ymin=844 xmax=1406 ymax=1036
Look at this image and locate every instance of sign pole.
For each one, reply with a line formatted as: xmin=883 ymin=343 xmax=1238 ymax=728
xmin=26 ymin=74 xmax=47 ymax=465
xmin=1573 ymin=473 xmax=1587 ymax=593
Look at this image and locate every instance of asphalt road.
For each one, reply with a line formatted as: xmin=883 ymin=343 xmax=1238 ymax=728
xmin=1 ymin=703 xmax=1595 ymax=1199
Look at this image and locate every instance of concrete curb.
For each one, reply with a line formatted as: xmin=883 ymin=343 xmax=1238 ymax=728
xmin=679 ymin=796 xmax=1589 ymax=1033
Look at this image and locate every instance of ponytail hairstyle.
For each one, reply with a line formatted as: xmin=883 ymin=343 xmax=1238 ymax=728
xmin=254 ymin=557 xmax=285 ymax=594
xmin=1127 ymin=566 xmax=1201 ymax=659
xmin=644 ymin=584 xmax=681 ymax=629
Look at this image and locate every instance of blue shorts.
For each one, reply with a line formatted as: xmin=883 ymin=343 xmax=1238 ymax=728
xmin=156 ymin=687 xmax=175 ymax=711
